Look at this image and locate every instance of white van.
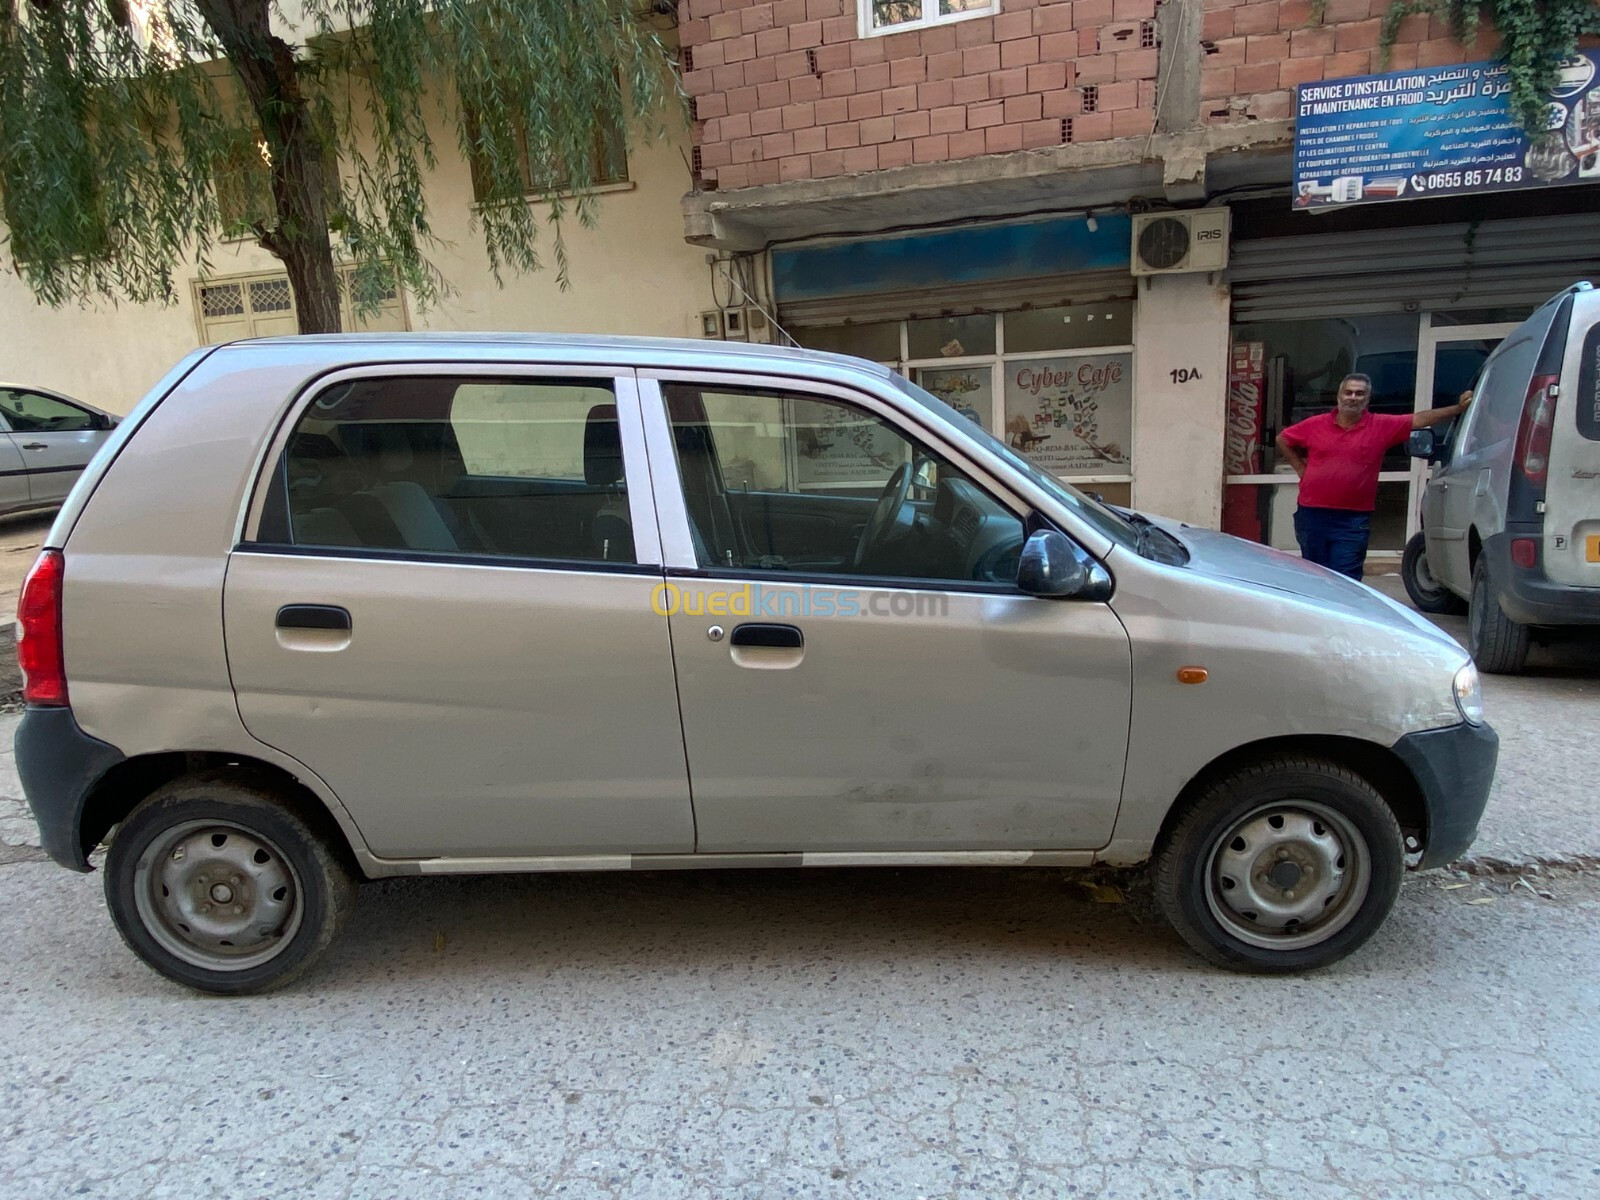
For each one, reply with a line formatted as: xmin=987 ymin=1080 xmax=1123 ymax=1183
xmin=1404 ymin=282 xmax=1600 ymax=672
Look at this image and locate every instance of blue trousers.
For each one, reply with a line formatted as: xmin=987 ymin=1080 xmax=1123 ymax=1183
xmin=1294 ymin=506 xmax=1371 ymax=580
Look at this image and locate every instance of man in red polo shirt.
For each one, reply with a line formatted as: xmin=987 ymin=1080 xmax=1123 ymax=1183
xmin=1275 ymin=373 xmax=1469 ymax=580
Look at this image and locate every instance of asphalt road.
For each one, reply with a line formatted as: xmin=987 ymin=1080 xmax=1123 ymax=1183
xmin=2 ymin=861 xmax=1597 ymax=1199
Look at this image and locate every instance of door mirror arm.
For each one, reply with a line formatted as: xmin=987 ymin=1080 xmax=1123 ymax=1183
xmin=1016 ymin=527 xmax=1113 ymax=601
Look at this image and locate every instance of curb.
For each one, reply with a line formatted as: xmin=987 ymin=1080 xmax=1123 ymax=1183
xmin=1452 ymin=853 xmax=1600 ymax=876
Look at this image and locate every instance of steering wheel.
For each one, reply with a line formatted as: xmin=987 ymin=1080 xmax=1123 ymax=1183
xmin=852 ymin=457 xmax=924 ymax=572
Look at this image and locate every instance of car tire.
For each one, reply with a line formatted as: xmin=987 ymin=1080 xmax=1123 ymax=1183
xmin=1467 ymin=556 xmax=1529 ymax=674
xmin=1153 ymin=756 xmax=1405 ymax=973
xmin=104 ymin=774 xmax=356 ymax=995
xmin=1400 ymin=533 xmax=1466 ymax=614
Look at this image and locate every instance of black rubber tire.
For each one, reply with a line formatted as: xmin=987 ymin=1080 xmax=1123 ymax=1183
xmin=1467 ymin=555 xmax=1529 ymax=674
xmin=104 ymin=774 xmax=356 ymax=996
xmin=1153 ymin=756 xmax=1405 ymax=973
xmin=1400 ymin=533 xmax=1466 ymax=614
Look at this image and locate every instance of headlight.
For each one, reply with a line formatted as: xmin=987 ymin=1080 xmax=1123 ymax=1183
xmin=1453 ymin=663 xmax=1484 ymax=725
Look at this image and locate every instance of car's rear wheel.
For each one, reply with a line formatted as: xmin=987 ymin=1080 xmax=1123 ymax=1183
xmin=104 ymin=775 xmax=355 ymax=995
xmin=1467 ymin=556 xmax=1529 ymax=674
xmin=1154 ymin=757 xmax=1404 ymax=972
xmin=1401 ymin=532 xmax=1465 ymax=614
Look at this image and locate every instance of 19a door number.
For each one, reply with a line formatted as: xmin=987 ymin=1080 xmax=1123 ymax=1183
xmin=1169 ymin=368 xmax=1202 ymax=383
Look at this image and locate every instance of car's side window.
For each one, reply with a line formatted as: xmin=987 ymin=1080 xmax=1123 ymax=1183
xmin=257 ymin=375 xmax=637 ymax=565
xmin=663 ymin=382 xmax=1027 ymax=587
xmin=0 ymin=389 xmax=97 ymax=433
xmin=1459 ymin=339 xmax=1535 ymax=459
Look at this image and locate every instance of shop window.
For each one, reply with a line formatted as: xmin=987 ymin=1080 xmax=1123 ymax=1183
xmin=907 ymin=313 xmax=995 ymax=359
xmin=795 ymin=321 xmax=901 ymax=363
xmin=861 ymin=0 xmax=998 ymax=38
xmin=1004 ymin=302 xmax=1134 ymax=354
xmin=790 ymin=308 xmax=1136 ymax=480
xmin=1001 ymin=353 xmax=1133 ymax=474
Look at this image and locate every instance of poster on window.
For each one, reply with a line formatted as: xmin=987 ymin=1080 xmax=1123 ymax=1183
xmin=789 ymin=397 xmax=907 ymax=490
xmin=1002 ymin=353 xmax=1132 ymax=475
xmin=915 ymin=366 xmax=992 ymax=431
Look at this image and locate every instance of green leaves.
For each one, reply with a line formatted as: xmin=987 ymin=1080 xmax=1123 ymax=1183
xmin=0 ymin=0 xmax=684 ymax=327
xmin=1370 ymin=0 xmax=1600 ymax=134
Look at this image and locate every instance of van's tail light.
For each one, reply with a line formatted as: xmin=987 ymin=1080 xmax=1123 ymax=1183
xmin=1510 ymin=537 xmax=1539 ymax=569
xmin=17 ymin=549 xmax=68 ymax=708
xmin=1512 ymin=373 xmax=1559 ymax=486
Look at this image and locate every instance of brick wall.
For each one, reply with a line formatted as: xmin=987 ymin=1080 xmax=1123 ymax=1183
xmin=1199 ymin=0 xmax=1501 ymax=124
xmin=679 ymin=0 xmax=1163 ymax=190
xmin=679 ymin=0 xmax=1515 ymax=191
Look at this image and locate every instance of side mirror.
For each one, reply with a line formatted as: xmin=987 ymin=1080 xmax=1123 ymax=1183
xmin=1017 ymin=529 xmax=1112 ymax=600
xmin=96 ymin=413 xmax=115 ymax=431
xmin=1406 ymin=428 xmax=1435 ymax=460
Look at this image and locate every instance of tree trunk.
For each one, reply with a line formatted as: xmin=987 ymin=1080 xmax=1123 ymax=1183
xmin=193 ymin=0 xmax=341 ymax=334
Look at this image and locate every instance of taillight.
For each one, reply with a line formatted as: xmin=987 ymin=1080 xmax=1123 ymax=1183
xmin=1512 ymin=373 xmax=1559 ymax=486
xmin=1511 ymin=537 xmax=1538 ymax=569
xmin=16 ymin=549 xmax=67 ymax=707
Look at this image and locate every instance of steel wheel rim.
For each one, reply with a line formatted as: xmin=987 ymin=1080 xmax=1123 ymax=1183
xmin=132 ymin=820 xmax=303 ymax=972
xmin=1204 ymin=801 xmax=1370 ymax=951
xmin=1412 ymin=549 xmax=1444 ymax=598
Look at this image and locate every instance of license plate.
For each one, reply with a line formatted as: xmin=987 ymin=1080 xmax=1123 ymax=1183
xmin=1589 ymin=535 xmax=1600 ymax=563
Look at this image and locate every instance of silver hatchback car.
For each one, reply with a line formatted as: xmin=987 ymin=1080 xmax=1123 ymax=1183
xmin=16 ymin=336 xmax=1497 ymax=993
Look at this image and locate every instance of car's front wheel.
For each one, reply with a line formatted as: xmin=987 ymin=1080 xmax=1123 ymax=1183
xmin=104 ymin=774 xmax=356 ymax=995
xmin=1153 ymin=757 xmax=1405 ymax=972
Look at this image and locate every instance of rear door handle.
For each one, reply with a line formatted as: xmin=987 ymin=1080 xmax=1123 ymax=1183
xmin=276 ymin=604 xmax=351 ymax=631
xmin=730 ymin=622 xmax=803 ymax=649
xmin=21 ymin=442 xmax=46 ymax=451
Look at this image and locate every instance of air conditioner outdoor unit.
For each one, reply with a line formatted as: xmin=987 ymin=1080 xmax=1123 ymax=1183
xmin=1130 ymin=209 xmax=1230 ymax=276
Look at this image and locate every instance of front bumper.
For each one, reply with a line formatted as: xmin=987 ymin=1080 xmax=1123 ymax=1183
xmin=1485 ymin=530 xmax=1600 ymax=627
xmin=1392 ymin=720 xmax=1499 ymax=869
xmin=13 ymin=707 xmax=126 ymax=872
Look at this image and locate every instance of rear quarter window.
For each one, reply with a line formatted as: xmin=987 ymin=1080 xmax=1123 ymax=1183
xmin=1579 ymin=322 xmax=1600 ymax=441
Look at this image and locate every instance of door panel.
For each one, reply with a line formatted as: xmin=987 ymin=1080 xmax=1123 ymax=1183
xmin=0 ymin=389 xmax=107 ymax=505
xmin=1544 ymin=316 xmax=1600 ymax=588
xmin=668 ymin=579 xmax=1132 ymax=851
xmin=725 ymin=490 xmax=875 ymax=568
xmin=225 ymin=554 xmax=691 ymax=858
xmin=225 ymin=366 xmax=690 ymax=861
xmin=0 ymin=434 xmax=32 ymax=514
xmin=645 ymin=372 xmax=1133 ymax=854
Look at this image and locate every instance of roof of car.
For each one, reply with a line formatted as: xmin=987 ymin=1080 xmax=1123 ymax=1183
xmin=230 ymin=332 xmax=892 ymax=379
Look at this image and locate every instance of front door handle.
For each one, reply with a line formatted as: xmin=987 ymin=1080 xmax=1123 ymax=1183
xmin=730 ymin=623 xmax=803 ymax=649
xmin=276 ymin=604 xmax=351 ymax=631
xmin=21 ymin=442 xmax=46 ymax=451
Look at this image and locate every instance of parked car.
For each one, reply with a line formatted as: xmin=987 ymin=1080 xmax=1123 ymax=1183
xmin=16 ymin=336 xmax=1496 ymax=993
xmin=0 ymin=384 xmax=117 ymax=518
xmin=1403 ymin=282 xmax=1600 ymax=672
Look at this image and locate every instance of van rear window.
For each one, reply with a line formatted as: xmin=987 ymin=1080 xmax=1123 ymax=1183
xmin=1580 ymin=325 xmax=1600 ymax=442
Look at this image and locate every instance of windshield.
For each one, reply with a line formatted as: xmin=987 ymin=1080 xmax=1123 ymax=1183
xmin=890 ymin=373 xmax=1143 ymax=550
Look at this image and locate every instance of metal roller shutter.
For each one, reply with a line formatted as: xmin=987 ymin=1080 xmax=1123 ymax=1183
xmin=1228 ymin=214 xmax=1600 ymax=321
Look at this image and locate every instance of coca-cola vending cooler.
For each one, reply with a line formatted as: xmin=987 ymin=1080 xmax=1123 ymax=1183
xmin=1221 ymin=342 xmax=1266 ymax=542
